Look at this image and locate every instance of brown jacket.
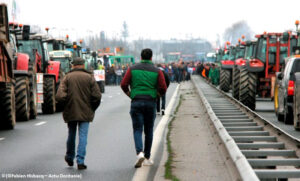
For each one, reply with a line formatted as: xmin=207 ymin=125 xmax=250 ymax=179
xmin=56 ymin=68 xmax=102 ymax=123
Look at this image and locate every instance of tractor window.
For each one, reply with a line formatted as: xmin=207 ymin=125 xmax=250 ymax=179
xmin=256 ymin=38 xmax=266 ymax=62
xmin=229 ymin=48 xmax=236 ymax=60
xmin=18 ymin=39 xmax=43 ymax=61
xmin=268 ymin=37 xmax=277 ymax=65
xmin=245 ymin=45 xmax=253 ymax=59
xmin=52 ymin=57 xmax=70 ymax=73
xmin=43 ymin=42 xmax=50 ymax=62
xmin=280 ymin=47 xmax=288 ymax=64
xmin=290 ymin=38 xmax=297 ymax=55
xmin=47 ymin=43 xmax=54 ymax=52
xmin=236 ymin=48 xmax=245 ymax=59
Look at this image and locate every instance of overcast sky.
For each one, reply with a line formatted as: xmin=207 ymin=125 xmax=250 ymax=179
xmin=1 ymin=0 xmax=300 ymax=44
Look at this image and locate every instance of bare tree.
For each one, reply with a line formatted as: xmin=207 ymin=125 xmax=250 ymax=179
xmin=223 ymin=20 xmax=254 ymax=45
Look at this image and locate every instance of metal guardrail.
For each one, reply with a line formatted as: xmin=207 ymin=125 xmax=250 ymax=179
xmin=192 ymin=75 xmax=300 ymax=180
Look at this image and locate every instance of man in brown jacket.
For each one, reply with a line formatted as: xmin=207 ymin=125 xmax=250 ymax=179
xmin=56 ymin=57 xmax=101 ymax=170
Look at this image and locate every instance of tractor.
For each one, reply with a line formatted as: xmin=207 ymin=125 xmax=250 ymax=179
xmin=239 ymin=32 xmax=297 ymax=110
xmin=9 ymin=23 xmax=38 ymax=121
xmin=16 ymin=27 xmax=62 ymax=114
xmin=0 ymin=4 xmax=16 ymax=129
xmin=219 ymin=42 xmax=235 ymax=92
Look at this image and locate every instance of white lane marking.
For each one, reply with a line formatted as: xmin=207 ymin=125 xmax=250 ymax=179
xmin=35 ymin=121 xmax=47 ymax=126
xmin=117 ymin=93 xmax=121 ymax=95
xmin=0 ymin=137 xmax=5 ymax=141
xmin=132 ymin=84 xmax=180 ymax=181
xmin=108 ymin=96 xmax=113 ymax=98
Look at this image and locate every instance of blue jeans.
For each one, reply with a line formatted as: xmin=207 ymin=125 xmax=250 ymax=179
xmin=116 ymin=75 xmax=122 ymax=85
xmin=130 ymin=100 xmax=156 ymax=159
xmin=66 ymin=122 xmax=90 ymax=164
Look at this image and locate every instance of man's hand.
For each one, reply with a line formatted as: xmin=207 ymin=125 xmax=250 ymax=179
xmin=126 ymin=91 xmax=131 ymax=97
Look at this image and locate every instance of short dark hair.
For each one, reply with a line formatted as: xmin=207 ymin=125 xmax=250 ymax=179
xmin=141 ymin=48 xmax=152 ymax=60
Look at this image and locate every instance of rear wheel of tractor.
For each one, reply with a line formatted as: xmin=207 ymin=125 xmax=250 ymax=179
xmin=220 ymin=68 xmax=230 ymax=92
xmin=42 ymin=76 xmax=56 ymax=114
xmin=232 ymin=65 xmax=240 ymax=100
xmin=15 ymin=76 xmax=31 ymax=121
xmin=239 ymin=68 xmax=257 ymax=110
xmin=28 ymin=63 xmax=37 ymax=119
xmin=0 ymin=84 xmax=16 ymax=130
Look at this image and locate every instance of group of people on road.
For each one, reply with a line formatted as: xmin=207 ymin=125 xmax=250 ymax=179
xmin=196 ymin=62 xmax=220 ymax=86
xmin=105 ymin=64 xmax=130 ymax=85
xmin=56 ymin=47 xmax=220 ymax=170
xmin=56 ymin=48 xmax=168 ymax=170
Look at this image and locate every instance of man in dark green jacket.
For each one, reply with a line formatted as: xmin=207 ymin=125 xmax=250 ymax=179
xmin=208 ymin=63 xmax=220 ymax=86
xmin=121 ymin=48 xmax=167 ymax=168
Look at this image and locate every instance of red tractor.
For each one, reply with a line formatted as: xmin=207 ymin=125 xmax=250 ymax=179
xmin=219 ymin=42 xmax=235 ymax=92
xmin=0 ymin=4 xmax=16 ymax=129
xmin=16 ymin=26 xmax=62 ymax=114
xmin=239 ymin=32 xmax=297 ymax=110
xmin=9 ymin=23 xmax=37 ymax=121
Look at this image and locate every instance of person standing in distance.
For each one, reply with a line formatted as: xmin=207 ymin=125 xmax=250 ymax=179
xmin=156 ymin=64 xmax=170 ymax=115
xmin=56 ymin=57 xmax=102 ymax=170
xmin=121 ymin=48 xmax=167 ymax=168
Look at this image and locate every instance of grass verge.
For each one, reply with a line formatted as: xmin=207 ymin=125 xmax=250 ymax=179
xmin=164 ymin=94 xmax=182 ymax=181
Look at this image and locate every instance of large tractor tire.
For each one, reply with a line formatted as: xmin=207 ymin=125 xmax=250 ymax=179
xmin=239 ymin=68 xmax=257 ymax=110
xmin=220 ymin=68 xmax=231 ymax=92
xmin=0 ymin=84 xmax=16 ymax=130
xmin=28 ymin=63 xmax=37 ymax=119
xmin=42 ymin=76 xmax=56 ymax=114
xmin=15 ymin=76 xmax=31 ymax=121
xmin=232 ymin=65 xmax=240 ymax=100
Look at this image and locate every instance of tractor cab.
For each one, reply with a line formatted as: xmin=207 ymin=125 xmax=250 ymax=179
xmin=249 ymin=32 xmax=297 ymax=77
xmin=215 ymin=48 xmax=224 ymax=63
xmin=66 ymin=42 xmax=82 ymax=58
xmin=49 ymin=50 xmax=72 ymax=73
xmin=46 ymin=39 xmax=65 ymax=51
xmin=17 ymin=35 xmax=48 ymax=73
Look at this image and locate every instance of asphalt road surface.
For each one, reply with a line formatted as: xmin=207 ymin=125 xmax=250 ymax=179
xmin=0 ymin=83 xmax=178 ymax=181
xmin=255 ymin=98 xmax=300 ymax=138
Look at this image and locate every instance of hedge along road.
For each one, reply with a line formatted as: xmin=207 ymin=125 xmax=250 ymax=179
xmin=0 ymin=83 xmax=178 ymax=181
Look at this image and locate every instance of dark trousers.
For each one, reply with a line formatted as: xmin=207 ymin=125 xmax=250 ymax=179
xmin=130 ymin=100 xmax=156 ymax=159
xmin=156 ymin=94 xmax=166 ymax=112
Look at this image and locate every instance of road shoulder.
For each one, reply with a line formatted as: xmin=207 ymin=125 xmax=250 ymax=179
xmin=155 ymin=81 xmax=240 ymax=181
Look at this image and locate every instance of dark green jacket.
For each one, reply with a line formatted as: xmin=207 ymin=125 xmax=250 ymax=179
xmin=121 ymin=60 xmax=167 ymax=100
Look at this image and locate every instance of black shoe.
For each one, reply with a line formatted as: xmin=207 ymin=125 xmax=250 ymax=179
xmin=77 ymin=164 xmax=87 ymax=170
xmin=162 ymin=110 xmax=165 ymax=116
xmin=64 ymin=156 xmax=74 ymax=167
